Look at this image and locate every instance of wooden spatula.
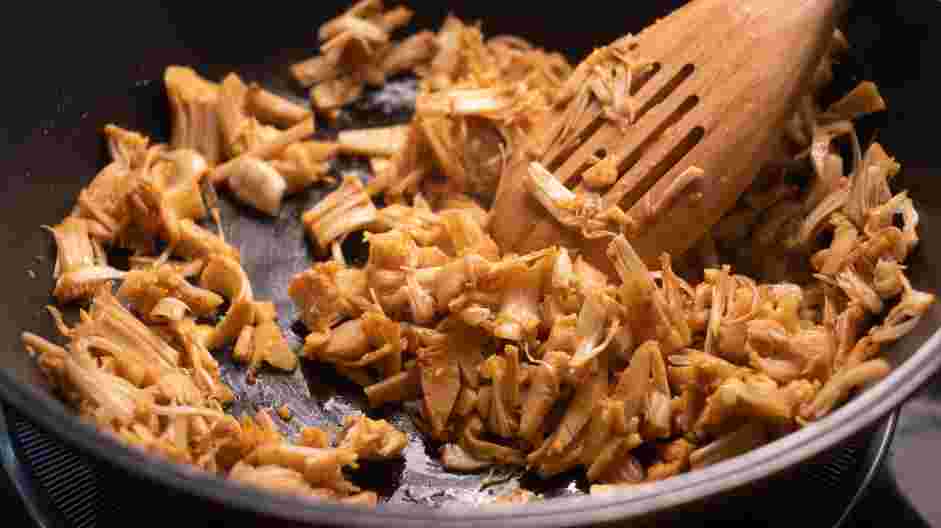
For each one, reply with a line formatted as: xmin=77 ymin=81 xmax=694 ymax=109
xmin=490 ymin=0 xmax=843 ymax=271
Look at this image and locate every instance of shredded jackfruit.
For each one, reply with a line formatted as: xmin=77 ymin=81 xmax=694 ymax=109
xmin=23 ymin=2 xmax=933 ymax=508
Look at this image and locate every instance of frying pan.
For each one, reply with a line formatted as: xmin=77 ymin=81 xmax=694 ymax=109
xmin=1 ymin=1 xmax=940 ymax=526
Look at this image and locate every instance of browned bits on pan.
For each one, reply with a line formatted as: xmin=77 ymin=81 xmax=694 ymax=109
xmin=21 ymin=0 xmax=934 ymax=508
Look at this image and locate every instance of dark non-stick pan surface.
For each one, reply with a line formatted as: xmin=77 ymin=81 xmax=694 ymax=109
xmin=2 ymin=1 xmax=941 ymax=526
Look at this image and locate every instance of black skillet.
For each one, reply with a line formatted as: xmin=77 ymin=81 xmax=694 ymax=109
xmin=1 ymin=1 xmax=940 ymax=526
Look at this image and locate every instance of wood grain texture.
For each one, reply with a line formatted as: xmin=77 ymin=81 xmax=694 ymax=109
xmin=491 ymin=0 xmax=843 ymax=269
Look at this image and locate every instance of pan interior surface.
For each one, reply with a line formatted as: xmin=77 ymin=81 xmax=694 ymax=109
xmin=1 ymin=1 xmax=940 ymax=525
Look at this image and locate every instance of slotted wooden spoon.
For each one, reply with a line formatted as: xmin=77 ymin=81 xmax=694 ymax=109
xmin=490 ymin=0 xmax=844 ymax=270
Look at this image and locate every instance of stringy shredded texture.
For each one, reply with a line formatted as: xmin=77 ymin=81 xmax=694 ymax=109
xmin=23 ymin=2 xmax=933 ymax=507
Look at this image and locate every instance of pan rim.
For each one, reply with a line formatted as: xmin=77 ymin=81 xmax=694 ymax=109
xmin=1 ymin=322 xmax=939 ymax=526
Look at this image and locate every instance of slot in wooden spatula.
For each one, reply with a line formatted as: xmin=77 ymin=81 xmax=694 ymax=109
xmin=490 ymin=0 xmax=843 ymax=270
